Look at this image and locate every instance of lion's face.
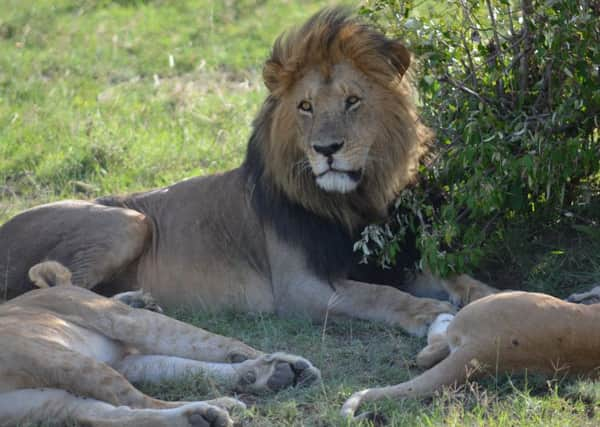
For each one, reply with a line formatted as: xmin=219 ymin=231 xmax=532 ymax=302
xmin=255 ymin=9 xmax=432 ymax=230
xmin=290 ymin=62 xmax=376 ymax=193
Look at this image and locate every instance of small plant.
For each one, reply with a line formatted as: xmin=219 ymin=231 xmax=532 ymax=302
xmin=356 ymin=0 xmax=600 ymax=276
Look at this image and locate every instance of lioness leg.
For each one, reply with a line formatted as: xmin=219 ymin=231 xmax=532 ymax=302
xmin=29 ymin=286 xmax=262 ymax=363
xmin=0 ymin=389 xmax=233 ymax=427
xmin=341 ymin=346 xmax=475 ymax=418
xmin=88 ymin=304 xmax=320 ymax=389
xmin=566 ymin=286 xmax=600 ymax=304
xmin=10 ymin=338 xmax=183 ymax=409
xmin=328 ymin=280 xmax=456 ymax=336
xmin=116 ymin=352 xmax=321 ymax=393
xmin=0 ymin=200 xmax=149 ymax=299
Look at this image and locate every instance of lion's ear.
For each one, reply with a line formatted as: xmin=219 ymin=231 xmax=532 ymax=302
xmin=386 ymin=40 xmax=411 ymax=78
xmin=263 ymin=60 xmax=284 ymax=93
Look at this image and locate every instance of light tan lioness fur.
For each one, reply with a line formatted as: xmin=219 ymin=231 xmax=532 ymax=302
xmin=0 ymin=261 xmax=320 ymax=427
xmin=0 ymin=8 xmax=494 ymax=336
xmin=341 ymin=289 xmax=600 ymax=418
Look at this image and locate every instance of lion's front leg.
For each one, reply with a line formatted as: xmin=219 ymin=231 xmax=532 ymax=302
xmin=329 ymin=280 xmax=456 ymax=336
xmin=441 ymin=274 xmax=499 ymax=306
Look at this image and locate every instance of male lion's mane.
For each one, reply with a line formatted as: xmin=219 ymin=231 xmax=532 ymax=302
xmin=243 ymin=8 xmax=432 ymax=281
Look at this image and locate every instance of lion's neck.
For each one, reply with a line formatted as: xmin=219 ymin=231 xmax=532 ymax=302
xmin=242 ymin=124 xmax=403 ymax=280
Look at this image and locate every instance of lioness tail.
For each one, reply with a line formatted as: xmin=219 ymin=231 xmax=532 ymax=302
xmin=28 ymin=261 xmax=73 ymax=288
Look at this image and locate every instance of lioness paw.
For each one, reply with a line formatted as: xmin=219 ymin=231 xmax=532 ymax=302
xmin=566 ymin=286 xmax=600 ymax=305
xmin=175 ymin=403 xmax=233 ymax=427
xmin=235 ymin=352 xmax=321 ymax=393
xmin=112 ymin=289 xmax=164 ymax=312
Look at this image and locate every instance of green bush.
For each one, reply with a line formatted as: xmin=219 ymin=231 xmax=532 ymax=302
xmin=354 ymin=0 xmax=600 ymax=276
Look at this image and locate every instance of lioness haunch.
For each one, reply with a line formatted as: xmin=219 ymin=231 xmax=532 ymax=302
xmin=342 ymin=288 xmax=600 ymax=418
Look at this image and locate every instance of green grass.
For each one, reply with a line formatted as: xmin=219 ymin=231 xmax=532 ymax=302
xmin=137 ymin=306 xmax=600 ymax=426
xmin=2 ymin=1 xmax=600 ymax=426
xmin=0 ymin=0 xmax=334 ymax=220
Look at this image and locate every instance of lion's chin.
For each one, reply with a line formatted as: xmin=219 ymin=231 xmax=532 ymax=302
xmin=315 ymin=170 xmax=361 ymax=193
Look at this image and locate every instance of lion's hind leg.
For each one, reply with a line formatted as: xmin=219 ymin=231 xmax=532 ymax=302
xmin=11 ymin=338 xmax=174 ymax=409
xmin=416 ymin=313 xmax=453 ymax=369
xmin=0 ymin=389 xmax=233 ymax=427
xmin=341 ymin=346 xmax=476 ymax=419
xmin=2 ymin=340 xmax=234 ymax=426
xmin=0 ymin=201 xmax=150 ymax=298
xmin=416 ymin=340 xmax=451 ymax=369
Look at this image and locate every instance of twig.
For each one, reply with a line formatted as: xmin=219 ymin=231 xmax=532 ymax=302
xmin=458 ymin=1 xmax=479 ymax=89
xmin=3 ymin=250 xmax=9 ymax=301
xmin=439 ymin=75 xmax=492 ymax=105
xmin=485 ymin=0 xmax=504 ymax=99
xmin=482 ymin=213 xmax=501 ymax=237
xmin=519 ymin=0 xmax=534 ymax=104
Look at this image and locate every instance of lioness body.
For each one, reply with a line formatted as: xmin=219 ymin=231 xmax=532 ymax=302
xmin=0 ymin=9 xmax=494 ymax=335
xmin=341 ymin=291 xmax=600 ymax=417
xmin=0 ymin=263 xmax=320 ymax=426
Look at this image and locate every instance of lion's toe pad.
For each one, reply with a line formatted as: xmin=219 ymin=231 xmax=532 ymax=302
xmin=266 ymin=362 xmax=296 ymax=391
xmin=238 ymin=353 xmax=321 ymax=393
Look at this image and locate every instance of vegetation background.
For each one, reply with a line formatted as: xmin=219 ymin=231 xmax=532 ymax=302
xmin=1 ymin=0 xmax=599 ymax=425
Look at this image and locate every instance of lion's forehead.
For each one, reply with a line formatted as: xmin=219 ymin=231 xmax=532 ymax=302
xmin=291 ymin=62 xmax=371 ymax=106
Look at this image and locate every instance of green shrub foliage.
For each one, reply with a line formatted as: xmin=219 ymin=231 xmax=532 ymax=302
xmin=354 ymin=0 xmax=600 ymax=276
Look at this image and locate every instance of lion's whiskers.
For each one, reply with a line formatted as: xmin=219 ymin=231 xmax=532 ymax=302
xmin=292 ymin=159 xmax=312 ymax=177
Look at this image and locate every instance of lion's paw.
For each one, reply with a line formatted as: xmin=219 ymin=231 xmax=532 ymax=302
xmin=235 ymin=352 xmax=321 ymax=393
xmin=566 ymin=286 xmax=600 ymax=305
xmin=112 ymin=289 xmax=164 ymax=313
xmin=174 ymin=402 xmax=233 ymax=427
xmin=203 ymin=397 xmax=246 ymax=412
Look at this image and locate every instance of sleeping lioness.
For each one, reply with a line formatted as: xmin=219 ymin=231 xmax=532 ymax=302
xmin=342 ymin=287 xmax=600 ymax=418
xmin=0 ymin=8 xmax=495 ymax=336
xmin=0 ymin=261 xmax=320 ymax=426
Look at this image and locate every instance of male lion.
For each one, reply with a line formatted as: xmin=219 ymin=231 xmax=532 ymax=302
xmin=0 ymin=8 xmax=494 ymax=335
xmin=0 ymin=261 xmax=320 ymax=426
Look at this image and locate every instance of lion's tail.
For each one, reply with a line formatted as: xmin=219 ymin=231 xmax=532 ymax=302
xmin=28 ymin=261 xmax=73 ymax=288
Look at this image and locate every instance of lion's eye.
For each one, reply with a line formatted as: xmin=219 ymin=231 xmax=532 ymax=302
xmin=345 ymin=95 xmax=361 ymax=110
xmin=298 ymin=100 xmax=313 ymax=113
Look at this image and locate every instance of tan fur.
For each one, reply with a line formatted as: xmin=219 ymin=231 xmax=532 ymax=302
xmin=0 ymin=262 xmax=320 ymax=426
xmin=28 ymin=260 xmax=72 ymax=288
xmin=342 ymin=289 xmax=600 ymax=418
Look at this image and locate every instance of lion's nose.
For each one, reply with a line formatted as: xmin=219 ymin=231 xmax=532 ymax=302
xmin=313 ymin=141 xmax=344 ymax=157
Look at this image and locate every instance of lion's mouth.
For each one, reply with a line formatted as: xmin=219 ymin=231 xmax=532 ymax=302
xmin=316 ymin=168 xmax=362 ymax=182
xmin=314 ymin=168 xmax=363 ymax=193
